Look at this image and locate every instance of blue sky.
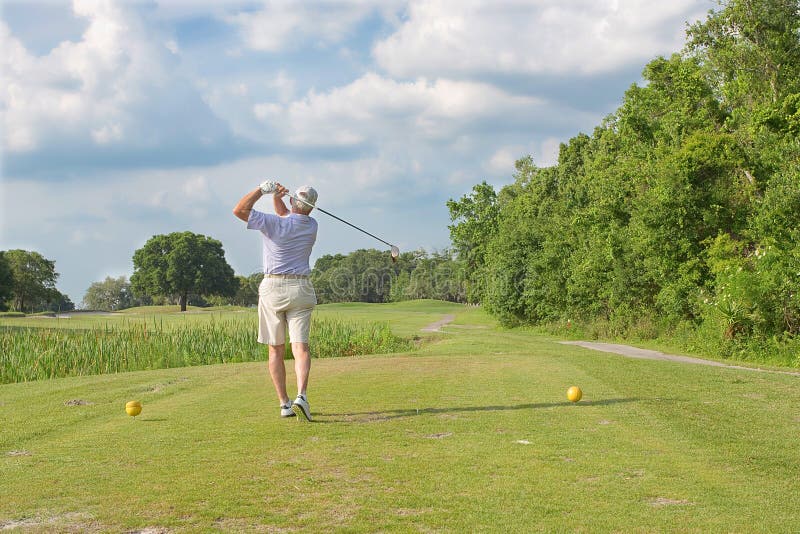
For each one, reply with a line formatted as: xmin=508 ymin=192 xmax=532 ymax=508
xmin=0 ymin=0 xmax=711 ymax=304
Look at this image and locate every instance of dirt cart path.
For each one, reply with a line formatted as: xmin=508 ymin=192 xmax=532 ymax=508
xmin=421 ymin=314 xmax=456 ymax=332
xmin=560 ymin=341 xmax=800 ymax=377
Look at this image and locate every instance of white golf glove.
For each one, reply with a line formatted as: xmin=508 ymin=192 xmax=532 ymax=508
xmin=259 ymin=180 xmax=278 ymax=194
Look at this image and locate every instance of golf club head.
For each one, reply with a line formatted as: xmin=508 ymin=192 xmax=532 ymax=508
xmin=391 ymin=245 xmax=400 ymax=262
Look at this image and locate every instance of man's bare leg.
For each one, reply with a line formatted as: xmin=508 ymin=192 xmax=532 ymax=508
xmin=268 ymin=344 xmax=290 ymax=405
xmin=292 ymin=342 xmax=311 ymax=396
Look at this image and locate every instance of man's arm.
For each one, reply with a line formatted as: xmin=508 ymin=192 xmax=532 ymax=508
xmin=233 ymin=188 xmax=263 ymax=222
xmin=273 ymin=184 xmax=290 ymax=217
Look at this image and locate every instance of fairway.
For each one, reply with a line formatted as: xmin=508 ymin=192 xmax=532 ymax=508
xmin=2 ymin=301 xmax=799 ymax=532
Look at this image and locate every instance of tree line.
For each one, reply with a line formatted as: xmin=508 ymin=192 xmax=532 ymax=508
xmin=83 ymin=246 xmax=468 ymax=311
xmin=0 ymin=232 xmax=241 ymax=314
xmin=447 ymin=0 xmax=800 ymax=351
xmin=2 ymin=235 xmax=468 ymax=314
xmin=312 ymin=248 xmax=466 ymax=304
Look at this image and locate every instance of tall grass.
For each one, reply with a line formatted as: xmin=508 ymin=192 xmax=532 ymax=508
xmin=0 ymin=316 xmax=410 ymax=384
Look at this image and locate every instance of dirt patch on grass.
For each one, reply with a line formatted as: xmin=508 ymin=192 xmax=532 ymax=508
xmin=125 ymin=528 xmax=172 ymax=534
xmin=424 ymin=432 xmax=453 ymax=439
xmin=649 ymin=497 xmax=694 ymax=507
xmin=142 ymin=377 xmax=190 ymax=393
xmin=6 ymin=450 xmax=31 ymax=456
xmin=0 ymin=512 xmax=101 ymax=532
xmin=421 ymin=314 xmax=456 ymax=332
xmin=64 ymin=399 xmax=93 ymax=406
xmin=212 ymin=519 xmax=288 ymax=533
xmin=620 ymin=469 xmax=645 ymax=480
xmin=395 ymin=508 xmax=432 ymax=517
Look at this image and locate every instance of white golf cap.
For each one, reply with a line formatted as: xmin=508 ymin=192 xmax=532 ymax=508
xmin=295 ymin=185 xmax=318 ymax=207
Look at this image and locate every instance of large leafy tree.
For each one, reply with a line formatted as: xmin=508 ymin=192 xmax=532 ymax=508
xmin=4 ymin=249 xmax=59 ymax=312
xmin=83 ymin=276 xmax=134 ymax=311
xmin=131 ymin=232 xmax=237 ymax=312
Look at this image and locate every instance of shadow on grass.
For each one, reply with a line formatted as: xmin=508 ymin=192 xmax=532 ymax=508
xmin=315 ymin=397 xmax=642 ymax=423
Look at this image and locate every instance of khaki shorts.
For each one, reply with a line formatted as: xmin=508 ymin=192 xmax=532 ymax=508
xmin=258 ymin=277 xmax=317 ymax=345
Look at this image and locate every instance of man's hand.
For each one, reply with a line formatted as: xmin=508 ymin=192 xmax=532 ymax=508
xmin=273 ymin=184 xmax=289 ymax=197
xmin=259 ymin=180 xmax=278 ymax=194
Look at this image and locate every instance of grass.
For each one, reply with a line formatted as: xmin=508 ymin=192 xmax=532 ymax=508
xmin=316 ymin=299 xmax=467 ymax=337
xmin=2 ymin=301 xmax=800 ymax=531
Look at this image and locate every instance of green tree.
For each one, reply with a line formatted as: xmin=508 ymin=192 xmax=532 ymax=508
xmin=0 ymin=251 xmax=13 ymax=311
xmin=687 ymin=0 xmax=800 ymax=107
xmin=233 ymin=273 xmax=262 ymax=307
xmin=447 ymin=181 xmax=498 ymax=302
xmin=405 ymin=250 xmax=467 ymax=303
xmin=83 ymin=276 xmax=134 ymax=311
xmin=130 ymin=232 xmax=237 ymax=312
xmin=38 ymin=290 xmax=75 ymax=313
xmin=4 ymin=249 xmax=58 ymax=312
xmin=312 ymin=250 xmax=396 ymax=303
xmin=389 ymin=270 xmax=411 ymax=302
xmin=311 ymin=254 xmax=347 ymax=304
xmin=449 ymin=0 xmax=800 ymax=345
xmin=311 ymin=248 xmax=466 ymax=304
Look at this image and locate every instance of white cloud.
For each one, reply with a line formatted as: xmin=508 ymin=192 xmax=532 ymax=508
xmin=91 ymin=123 xmax=123 ymax=144
xmin=229 ymin=0 xmax=402 ymax=52
xmin=69 ymin=228 xmax=110 ymax=245
xmin=269 ymin=71 xmax=295 ymax=103
xmin=485 ymin=137 xmax=562 ymax=175
xmin=1 ymin=1 xmax=239 ymax=172
xmin=254 ymin=72 xmax=547 ymax=147
xmin=0 ymin=1 xmax=153 ymax=154
xmin=373 ymin=0 xmax=708 ymax=78
xmin=182 ymin=175 xmax=211 ymax=201
xmin=486 ymin=146 xmax=522 ymax=175
xmin=536 ymin=137 xmax=562 ymax=167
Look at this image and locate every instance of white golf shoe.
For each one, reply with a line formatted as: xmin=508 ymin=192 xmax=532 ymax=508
xmin=292 ymin=394 xmax=312 ymax=421
xmin=280 ymin=400 xmax=296 ymax=418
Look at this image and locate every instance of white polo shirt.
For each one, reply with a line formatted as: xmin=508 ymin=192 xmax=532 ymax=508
xmin=247 ymin=210 xmax=318 ymax=275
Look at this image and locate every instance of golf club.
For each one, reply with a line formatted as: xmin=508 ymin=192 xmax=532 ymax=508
xmin=288 ymin=193 xmax=400 ymax=262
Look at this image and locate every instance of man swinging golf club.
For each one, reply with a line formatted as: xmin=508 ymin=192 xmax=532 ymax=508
xmin=233 ymin=180 xmax=318 ymax=421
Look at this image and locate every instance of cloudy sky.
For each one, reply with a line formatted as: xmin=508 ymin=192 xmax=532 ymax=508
xmin=0 ymin=0 xmax=711 ymax=305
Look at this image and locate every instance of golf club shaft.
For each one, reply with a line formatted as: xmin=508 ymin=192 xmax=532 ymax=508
xmin=288 ymin=194 xmax=396 ymax=248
